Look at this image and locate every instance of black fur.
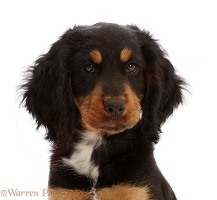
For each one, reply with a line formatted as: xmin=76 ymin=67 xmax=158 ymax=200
xmin=21 ymin=23 xmax=185 ymax=199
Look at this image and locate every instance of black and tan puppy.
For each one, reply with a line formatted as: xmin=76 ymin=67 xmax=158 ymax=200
xmin=21 ymin=23 xmax=185 ymax=200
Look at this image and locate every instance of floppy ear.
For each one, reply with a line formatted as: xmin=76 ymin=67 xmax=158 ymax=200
xmin=155 ymin=58 xmax=185 ymax=124
xmin=21 ymin=30 xmax=79 ymax=144
xmin=135 ymin=29 xmax=185 ymax=143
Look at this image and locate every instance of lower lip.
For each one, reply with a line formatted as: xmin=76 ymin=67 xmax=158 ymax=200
xmin=98 ymin=123 xmax=125 ymax=131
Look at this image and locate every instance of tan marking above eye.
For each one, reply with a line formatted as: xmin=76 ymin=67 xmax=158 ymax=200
xmin=120 ymin=47 xmax=132 ymax=62
xmin=89 ymin=49 xmax=102 ymax=64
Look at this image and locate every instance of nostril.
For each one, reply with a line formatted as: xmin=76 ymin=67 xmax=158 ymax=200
xmin=119 ymin=107 xmax=125 ymax=112
xmin=108 ymin=107 xmax=114 ymax=113
xmin=104 ymin=99 xmax=126 ymax=117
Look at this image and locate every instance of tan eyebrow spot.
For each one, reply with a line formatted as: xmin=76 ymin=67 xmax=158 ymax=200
xmin=89 ymin=49 xmax=102 ymax=64
xmin=120 ymin=48 xmax=132 ymax=62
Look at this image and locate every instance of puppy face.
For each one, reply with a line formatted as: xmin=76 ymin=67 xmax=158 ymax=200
xmin=70 ymin=28 xmax=146 ymax=134
xmin=21 ymin=23 xmax=185 ymax=143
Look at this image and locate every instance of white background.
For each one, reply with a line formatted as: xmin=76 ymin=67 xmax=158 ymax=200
xmin=0 ymin=0 xmax=217 ymax=199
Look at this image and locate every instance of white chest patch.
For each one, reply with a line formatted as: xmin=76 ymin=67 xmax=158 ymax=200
xmin=62 ymin=132 xmax=103 ymax=182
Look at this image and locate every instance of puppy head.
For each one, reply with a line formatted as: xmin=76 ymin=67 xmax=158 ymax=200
xmin=21 ymin=23 xmax=185 ymax=144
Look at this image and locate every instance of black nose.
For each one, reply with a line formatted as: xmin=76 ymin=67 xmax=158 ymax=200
xmin=104 ymin=99 xmax=126 ymax=117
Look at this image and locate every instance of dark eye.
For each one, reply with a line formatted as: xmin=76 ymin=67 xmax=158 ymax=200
xmin=126 ymin=62 xmax=138 ymax=74
xmin=83 ymin=63 xmax=95 ymax=73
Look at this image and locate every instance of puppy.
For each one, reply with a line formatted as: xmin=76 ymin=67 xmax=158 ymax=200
xmin=21 ymin=23 xmax=185 ymax=200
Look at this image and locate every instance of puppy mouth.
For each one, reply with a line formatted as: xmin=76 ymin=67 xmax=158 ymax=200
xmin=89 ymin=116 xmax=139 ymax=134
xmin=81 ymin=111 xmax=141 ymax=135
xmin=97 ymin=123 xmax=126 ymax=133
xmin=81 ymin=116 xmax=131 ymax=134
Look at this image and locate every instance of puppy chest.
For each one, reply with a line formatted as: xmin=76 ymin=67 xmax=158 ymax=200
xmin=62 ymin=133 xmax=102 ymax=181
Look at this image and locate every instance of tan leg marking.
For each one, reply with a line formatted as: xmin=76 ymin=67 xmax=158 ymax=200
xmin=96 ymin=184 xmax=152 ymax=200
xmin=47 ymin=188 xmax=90 ymax=200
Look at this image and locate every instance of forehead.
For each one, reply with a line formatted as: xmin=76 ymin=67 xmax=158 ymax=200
xmin=73 ymin=24 xmax=142 ymax=63
xmin=89 ymin=47 xmax=133 ymax=64
xmin=84 ymin=24 xmax=139 ymax=44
